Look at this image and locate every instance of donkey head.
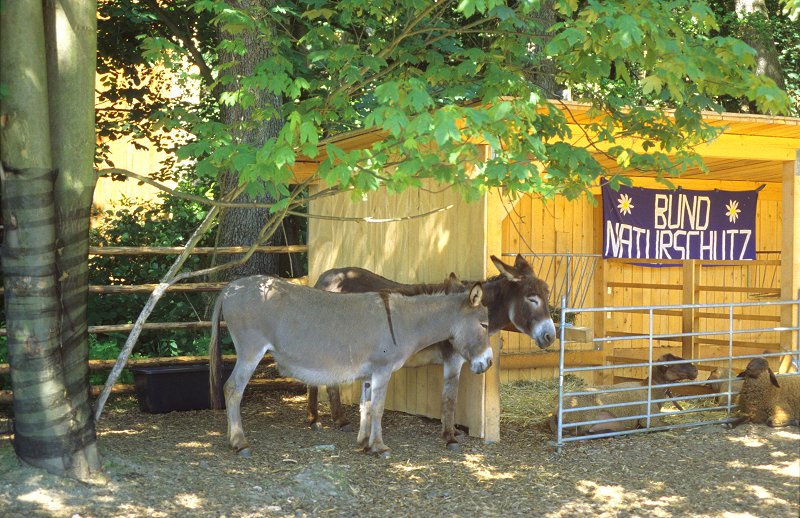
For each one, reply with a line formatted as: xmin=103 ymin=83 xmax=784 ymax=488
xmin=450 ymin=283 xmax=493 ymax=374
xmin=491 ymin=254 xmax=556 ymax=348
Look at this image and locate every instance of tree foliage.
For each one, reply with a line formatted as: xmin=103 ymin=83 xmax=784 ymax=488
xmin=707 ymin=0 xmax=800 ymax=115
xmin=129 ymin=0 xmax=790 ymax=208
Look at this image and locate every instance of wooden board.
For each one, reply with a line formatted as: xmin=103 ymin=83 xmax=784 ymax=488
xmin=307 ymin=180 xmax=492 ymax=438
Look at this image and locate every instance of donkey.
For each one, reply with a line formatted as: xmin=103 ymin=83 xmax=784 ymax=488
xmin=209 ymin=275 xmax=491 ymax=457
xmin=308 ymin=254 xmax=556 ymax=448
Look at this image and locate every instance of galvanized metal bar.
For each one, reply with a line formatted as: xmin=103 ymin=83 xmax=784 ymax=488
xmin=556 ymin=295 xmax=568 ymax=452
xmin=646 ymin=308 xmax=654 ymax=430
xmin=562 ymin=350 xmax=794 ymax=374
xmin=557 ymin=419 xmax=735 ymax=443
xmin=566 ymin=298 xmax=800 ymax=314
xmin=727 ymin=304 xmax=735 ymax=418
xmin=550 ymin=297 xmax=799 ymax=449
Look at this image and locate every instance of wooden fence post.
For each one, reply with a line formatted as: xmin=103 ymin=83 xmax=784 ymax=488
xmin=780 ymin=153 xmax=800 ymax=373
xmin=592 ymin=197 xmax=609 ymax=384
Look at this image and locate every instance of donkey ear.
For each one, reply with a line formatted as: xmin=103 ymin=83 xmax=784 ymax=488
xmin=491 ymin=255 xmax=520 ymax=282
xmin=514 ymin=254 xmax=532 ymax=273
xmin=468 ymin=283 xmax=483 ymax=307
xmin=769 ymin=369 xmax=781 ymax=388
xmin=445 ymin=272 xmax=461 ymax=293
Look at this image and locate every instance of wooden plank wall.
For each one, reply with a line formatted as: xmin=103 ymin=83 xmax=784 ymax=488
xmin=500 ymin=179 xmax=784 ymax=383
xmin=307 ymin=182 xmax=490 ymax=437
xmin=94 ymin=138 xmax=174 ymax=214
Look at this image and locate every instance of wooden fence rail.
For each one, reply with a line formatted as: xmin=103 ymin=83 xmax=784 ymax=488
xmin=0 ymin=245 xmax=309 ymax=405
xmin=0 ymin=354 xmax=305 ymax=405
xmin=89 ymin=245 xmax=308 ymax=255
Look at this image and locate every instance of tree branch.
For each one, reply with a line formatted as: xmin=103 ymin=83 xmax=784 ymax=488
xmin=93 ymin=182 xmax=247 ymax=420
xmin=140 ymin=0 xmax=215 ymax=86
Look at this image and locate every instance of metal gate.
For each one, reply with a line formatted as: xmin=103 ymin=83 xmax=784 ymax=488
xmin=553 ymin=298 xmax=800 ymax=450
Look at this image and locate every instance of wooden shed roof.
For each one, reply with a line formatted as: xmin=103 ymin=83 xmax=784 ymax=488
xmin=294 ymin=102 xmax=800 ymax=184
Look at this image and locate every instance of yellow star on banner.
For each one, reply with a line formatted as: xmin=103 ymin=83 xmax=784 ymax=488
xmin=725 ymin=199 xmax=741 ymax=223
xmin=617 ymin=193 xmax=634 ymax=216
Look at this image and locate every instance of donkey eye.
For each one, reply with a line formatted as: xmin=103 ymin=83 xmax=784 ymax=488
xmin=480 ymin=322 xmax=489 ymax=330
xmin=527 ymin=296 xmax=540 ymax=306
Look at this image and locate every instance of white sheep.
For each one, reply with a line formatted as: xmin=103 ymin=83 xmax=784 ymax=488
xmin=730 ymin=357 xmax=800 ymax=428
xmin=549 ymin=353 xmax=698 ymax=436
xmin=703 ymin=367 xmax=743 ymax=406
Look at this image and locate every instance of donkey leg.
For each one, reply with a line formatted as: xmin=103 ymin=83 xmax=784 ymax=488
xmin=327 ymin=385 xmax=352 ymax=431
xmin=307 ymin=386 xmax=321 ymax=430
xmin=367 ymin=371 xmax=391 ymax=456
xmin=356 ymin=380 xmax=372 ymax=449
xmin=441 ymin=356 xmax=465 ymax=450
xmin=224 ymin=347 xmax=266 ymax=457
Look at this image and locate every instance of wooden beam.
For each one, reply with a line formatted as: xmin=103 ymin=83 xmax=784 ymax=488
xmin=606 ymin=355 xmax=716 ymax=372
xmin=0 ymin=354 xmax=272 ymax=376
xmin=89 ymin=245 xmax=308 ymax=256
xmin=502 ymin=323 xmax=593 ymax=342
xmin=563 ymin=123 xmax=800 ymax=162
xmin=0 ymin=377 xmax=305 ymax=405
xmin=607 ymin=281 xmax=683 ymax=290
xmin=592 ymin=195 xmax=610 ymax=384
xmin=781 ymin=152 xmax=800 ymax=373
xmin=500 ymin=350 xmax=603 ymax=370
xmin=482 ymin=144 xmax=503 ymax=443
xmin=483 ymin=334 xmax=502 ymax=443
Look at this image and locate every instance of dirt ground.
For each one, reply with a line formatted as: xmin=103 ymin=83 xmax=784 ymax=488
xmin=0 ymin=387 xmax=798 ymax=518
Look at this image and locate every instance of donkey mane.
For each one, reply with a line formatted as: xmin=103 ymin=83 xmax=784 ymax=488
xmin=379 ymin=283 xmax=459 ymax=297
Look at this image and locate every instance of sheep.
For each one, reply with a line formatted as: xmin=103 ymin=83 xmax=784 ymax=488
xmin=729 ymin=357 xmax=800 ymax=428
xmin=549 ymin=353 xmax=699 ymax=436
xmin=703 ymin=367 xmax=743 ymax=406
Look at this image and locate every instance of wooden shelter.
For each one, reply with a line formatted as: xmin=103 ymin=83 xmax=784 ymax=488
xmin=300 ymin=103 xmax=800 ymax=442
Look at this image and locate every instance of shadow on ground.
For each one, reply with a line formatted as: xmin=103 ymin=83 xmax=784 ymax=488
xmin=1 ymin=389 xmax=798 ymax=517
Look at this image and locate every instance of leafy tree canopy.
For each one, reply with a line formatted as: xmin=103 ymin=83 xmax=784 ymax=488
xmin=106 ymin=0 xmax=793 ymax=206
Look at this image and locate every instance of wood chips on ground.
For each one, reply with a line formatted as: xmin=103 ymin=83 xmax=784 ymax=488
xmin=0 ymin=379 xmax=798 ymax=518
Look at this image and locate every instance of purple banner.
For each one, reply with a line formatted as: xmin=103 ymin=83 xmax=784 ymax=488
xmin=602 ymin=181 xmax=761 ymax=260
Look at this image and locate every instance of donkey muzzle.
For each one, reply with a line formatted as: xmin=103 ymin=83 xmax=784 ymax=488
xmin=470 ymin=348 xmax=494 ymax=374
xmin=534 ymin=319 xmax=557 ymax=348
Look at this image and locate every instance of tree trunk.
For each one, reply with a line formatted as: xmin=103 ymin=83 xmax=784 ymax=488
xmin=525 ymin=1 xmax=559 ymax=98
xmin=735 ymin=0 xmax=785 ymax=111
xmin=0 ymin=0 xmax=102 ymax=481
xmin=46 ymin=0 xmax=102 ymax=479
xmin=215 ymin=0 xmax=284 ymax=281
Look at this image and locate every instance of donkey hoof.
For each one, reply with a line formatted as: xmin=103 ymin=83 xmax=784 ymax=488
xmin=379 ymin=450 xmax=391 ymax=459
xmin=238 ymin=447 xmax=252 ymax=458
xmin=339 ymin=423 xmax=354 ymax=433
xmin=446 ymin=441 xmax=460 ymax=452
xmin=310 ymin=422 xmax=323 ymax=432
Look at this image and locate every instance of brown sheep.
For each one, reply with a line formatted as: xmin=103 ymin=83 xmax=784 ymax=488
xmin=730 ymin=357 xmax=800 ymax=428
xmin=549 ymin=353 xmax=698 ymax=436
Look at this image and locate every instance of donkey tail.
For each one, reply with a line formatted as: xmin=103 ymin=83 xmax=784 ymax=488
xmin=209 ymin=292 xmax=225 ymax=410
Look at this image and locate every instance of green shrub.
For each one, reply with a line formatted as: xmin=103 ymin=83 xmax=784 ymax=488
xmin=89 ymin=177 xmax=217 ymax=358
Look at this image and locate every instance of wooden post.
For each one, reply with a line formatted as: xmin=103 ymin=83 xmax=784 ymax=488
xmin=482 ymin=145 xmax=520 ymax=442
xmin=482 ymin=334 xmax=503 ymax=443
xmin=682 ymin=260 xmax=698 ymax=359
xmin=780 ymin=153 xmax=800 ymax=373
xmin=592 ymin=196 xmax=609 ymax=384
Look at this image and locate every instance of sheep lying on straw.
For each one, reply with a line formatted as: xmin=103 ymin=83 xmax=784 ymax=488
xmin=549 ymin=353 xmax=698 ymax=436
xmin=704 ymin=367 xmax=743 ymax=406
xmin=730 ymin=357 xmax=800 ymax=428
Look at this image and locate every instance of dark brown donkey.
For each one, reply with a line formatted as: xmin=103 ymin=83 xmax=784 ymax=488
xmin=309 ymin=254 xmax=556 ymax=448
